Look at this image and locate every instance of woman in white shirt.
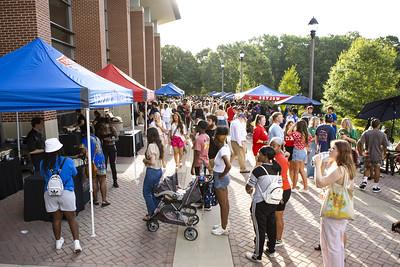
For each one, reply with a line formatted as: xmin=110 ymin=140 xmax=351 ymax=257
xmin=215 ymin=105 xmax=228 ymax=127
xmin=142 ymin=128 xmax=165 ymax=221
xmin=170 ymin=112 xmax=187 ymax=168
xmin=211 ymin=126 xmax=232 ymax=236
xmin=161 ymin=103 xmax=172 ymax=130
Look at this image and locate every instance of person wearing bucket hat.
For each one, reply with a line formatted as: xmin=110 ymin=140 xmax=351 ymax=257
xmin=40 ymin=138 xmax=82 ymax=253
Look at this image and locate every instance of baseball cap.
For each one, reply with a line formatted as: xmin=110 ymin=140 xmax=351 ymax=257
xmin=45 ymin=138 xmax=63 ymax=153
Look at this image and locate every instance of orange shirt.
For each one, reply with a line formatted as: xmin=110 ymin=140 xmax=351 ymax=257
xmin=275 ymin=151 xmax=291 ymax=190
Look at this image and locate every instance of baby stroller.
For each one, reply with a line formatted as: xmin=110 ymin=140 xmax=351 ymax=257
xmin=146 ymin=173 xmax=202 ymax=241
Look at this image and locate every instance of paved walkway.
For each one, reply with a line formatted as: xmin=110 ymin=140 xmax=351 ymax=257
xmin=0 ymin=133 xmax=400 ymax=266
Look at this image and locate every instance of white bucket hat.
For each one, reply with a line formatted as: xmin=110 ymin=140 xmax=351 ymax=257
xmin=45 ymin=138 xmax=63 ymax=153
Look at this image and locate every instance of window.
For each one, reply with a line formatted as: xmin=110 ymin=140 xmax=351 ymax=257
xmin=104 ymin=0 xmax=110 ymax=63
xmin=49 ymin=0 xmax=75 ymax=60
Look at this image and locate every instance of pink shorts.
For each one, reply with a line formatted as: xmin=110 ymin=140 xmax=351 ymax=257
xmin=171 ymin=136 xmax=185 ymax=148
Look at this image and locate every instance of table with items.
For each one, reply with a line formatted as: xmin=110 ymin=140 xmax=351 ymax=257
xmin=24 ymin=158 xmax=90 ymax=222
xmin=384 ymin=149 xmax=400 ymax=175
xmin=116 ymin=129 xmax=144 ymax=157
xmin=0 ymin=152 xmax=23 ymax=200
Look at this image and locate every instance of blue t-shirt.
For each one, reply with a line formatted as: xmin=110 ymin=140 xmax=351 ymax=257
xmin=81 ymin=135 xmax=106 ymax=170
xmin=40 ymin=156 xmax=77 ymax=191
xmin=316 ymin=124 xmax=336 ymax=152
xmin=327 ymin=113 xmax=338 ymax=134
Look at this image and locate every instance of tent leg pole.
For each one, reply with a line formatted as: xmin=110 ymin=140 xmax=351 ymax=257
xmin=16 ymin=112 xmax=21 ymax=159
xmin=131 ymin=104 xmax=137 ymax=178
xmin=145 ymin=102 xmax=148 ymax=136
xmin=85 ymin=108 xmax=96 ymax=238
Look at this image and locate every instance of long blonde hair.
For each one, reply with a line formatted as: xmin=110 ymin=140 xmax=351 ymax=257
xmin=309 ymin=116 xmax=320 ymax=128
xmin=341 ymin=118 xmax=353 ymax=131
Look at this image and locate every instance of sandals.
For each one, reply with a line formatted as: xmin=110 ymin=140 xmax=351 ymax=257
xmin=93 ymin=200 xmax=99 ymax=206
xmin=142 ymin=215 xmax=151 ymax=221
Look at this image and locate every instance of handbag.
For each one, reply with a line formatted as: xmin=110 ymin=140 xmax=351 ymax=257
xmin=320 ymin=166 xmax=354 ymax=220
xmin=85 ymin=162 xmax=97 ymax=178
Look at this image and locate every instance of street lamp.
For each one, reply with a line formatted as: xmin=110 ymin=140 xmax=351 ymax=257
xmin=308 ymin=17 xmax=318 ymax=100
xmin=221 ymin=62 xmax=225 ymax=93
xmin=239 ymin=50 xmax=245 ymax=93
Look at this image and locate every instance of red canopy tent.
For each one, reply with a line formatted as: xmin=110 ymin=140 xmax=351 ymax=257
xmin=97 ymin=64 xmax=154 ymax=102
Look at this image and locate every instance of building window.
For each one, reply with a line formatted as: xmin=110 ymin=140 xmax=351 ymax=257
xmin=49 ymin=0 xmax=75 ymax=59
xmin=104 ymin=0 xmax=110 ymax=63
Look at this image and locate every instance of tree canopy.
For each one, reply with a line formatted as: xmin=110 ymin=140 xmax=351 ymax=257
xmin=278 ymin=65 xmax=301 ymax=95
xmin=161 ymin=33 xmax=400 ymax=104
xmin=323 ymin=38 xmax=400 ymax=116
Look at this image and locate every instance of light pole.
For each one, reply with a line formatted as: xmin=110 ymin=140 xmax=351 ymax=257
xmin=308 ymin=17 xmax=318 ymax=100
xmin=221 ymin=62 xmax=225 ymax=93
xmin=239 ymin=50 xmax=244 ymax=93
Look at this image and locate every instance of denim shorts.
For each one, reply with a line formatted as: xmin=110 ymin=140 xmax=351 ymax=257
xmin=292 ymin=148 xmax=307 ymax=162
xmin=213 ymin=172 xmax=230 ymax=189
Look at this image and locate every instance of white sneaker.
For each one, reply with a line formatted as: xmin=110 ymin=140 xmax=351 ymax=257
xmin=275 ymin=239 xmax=284 ymax=247
xmin=212 ymin=224 xmax=221 ymax=230
xmin=211 ymin=226 xmax=229 ymax=236
xmin=55 ymin=237 xmax=64 ymax=250
xmin=245 ymin=252 xmax=262 ymax=263
xmin=74 ymin=240 xmax=82 ymax=253
xmin=299 ymin=188 xmax=309 ymax=194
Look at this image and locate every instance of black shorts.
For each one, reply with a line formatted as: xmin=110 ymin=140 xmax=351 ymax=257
xmin=285 ymin=146 xmax=294 ymax=161
xmin=276 ymin=189 xmax=291 ymax=211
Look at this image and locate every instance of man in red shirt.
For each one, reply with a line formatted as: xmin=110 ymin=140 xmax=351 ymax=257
xmin=270 ymin=137 xmax=291 ymax=247
xmin=227 ymin=105 xmax=236 ymax=124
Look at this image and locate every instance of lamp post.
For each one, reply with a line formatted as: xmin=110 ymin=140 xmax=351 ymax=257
xmin=221 ymin=62 xmax=225 ymax=93
xmin=308 ymin=17 xmax=318 ymax=100
xmin=239 ymin=50 xmax=244 ymax=93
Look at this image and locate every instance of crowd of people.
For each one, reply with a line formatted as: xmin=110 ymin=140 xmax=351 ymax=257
xmin=139 ymin=96 xmax=396 ymax=266
xmin=32 ymin=96 xmax=398 ymax=266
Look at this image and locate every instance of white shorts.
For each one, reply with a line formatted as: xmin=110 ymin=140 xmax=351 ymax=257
xmin=44 ymin=190 xmax=76 ymax=213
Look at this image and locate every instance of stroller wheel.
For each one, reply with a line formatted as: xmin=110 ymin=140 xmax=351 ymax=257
xmin=147 ymin=220 xmax=159 ymax=232
xmin=184 ymin=227 xmax=198 ymax=241
xmin=182 ymin=205 xmax=197 ymax=215
xmin=190 ymin=214 xmax=200 ymax=226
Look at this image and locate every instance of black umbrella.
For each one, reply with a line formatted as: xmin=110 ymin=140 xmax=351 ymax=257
xmin=357 ymin=95 xmax=400 ymax=136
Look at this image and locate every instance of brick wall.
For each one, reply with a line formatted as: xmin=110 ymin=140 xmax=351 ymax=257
xmin=107 ymin=0 xmax=132 ymax=76
xmin=72 ymin=0 xmax=107 ymax=72
xmin=145 ymin=23 xmax=155 ymax=89
xmin=130 ymin=8 xmax=146 ymax=86
xmin=0 ymin=0 xmax=51 ymax=56
xmin=1 ymin=111 xmax=57 ymax=123
xmin=154 ymin=33 xmax=161 ymax=89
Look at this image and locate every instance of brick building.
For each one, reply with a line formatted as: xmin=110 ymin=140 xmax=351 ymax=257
xmin=0 ymin=0 xmax=180 ymax=141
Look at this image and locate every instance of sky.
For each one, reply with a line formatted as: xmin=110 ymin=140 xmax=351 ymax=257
xmin=158 ymin=0 xmax=400 ymax=53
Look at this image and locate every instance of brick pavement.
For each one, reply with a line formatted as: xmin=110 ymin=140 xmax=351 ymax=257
xmin=227 ymin=146 xmax=400 ymax=267
xmin=0 ymin=140 xmax=184 ymax=267
xmin=1 ymin=134 xmax=400 ymax=266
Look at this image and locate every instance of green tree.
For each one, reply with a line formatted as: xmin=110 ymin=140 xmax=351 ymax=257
xmin=161 ymin=45 xmax=201 ymax=95
xmin=323 ymin=38 xmax=400 ymax=117
xmin=278 ymin=65 xmax=301 ymax=95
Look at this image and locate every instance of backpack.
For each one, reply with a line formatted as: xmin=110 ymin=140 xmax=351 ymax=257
xmin=257 ymin=165 xmax=283 ymax=205
xmin=47 ymin=158 xmax=67 ymax=196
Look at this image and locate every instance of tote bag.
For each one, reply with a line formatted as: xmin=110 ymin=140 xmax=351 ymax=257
xmin=321 ymin=166 xmax=354 ymax=220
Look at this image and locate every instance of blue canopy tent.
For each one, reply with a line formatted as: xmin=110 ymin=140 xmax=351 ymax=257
xmin=0 ymin=38 xmax=133 ymax=237
xmin=275 ymin=94 xmax=321 ymax=106
xmin=207 ymin=90 xmax=217 ymax=96
xmin=221 ymin=92 xmax=235 ymax=100
xmin=155 ymin=82 xmax=184 ymax=96
xmin=237 ymin=84 xmax=289 ymax=101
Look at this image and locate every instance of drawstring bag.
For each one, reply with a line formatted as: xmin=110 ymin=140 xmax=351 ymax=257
xmin=321 ymin=166 xmax=354 ymax=220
